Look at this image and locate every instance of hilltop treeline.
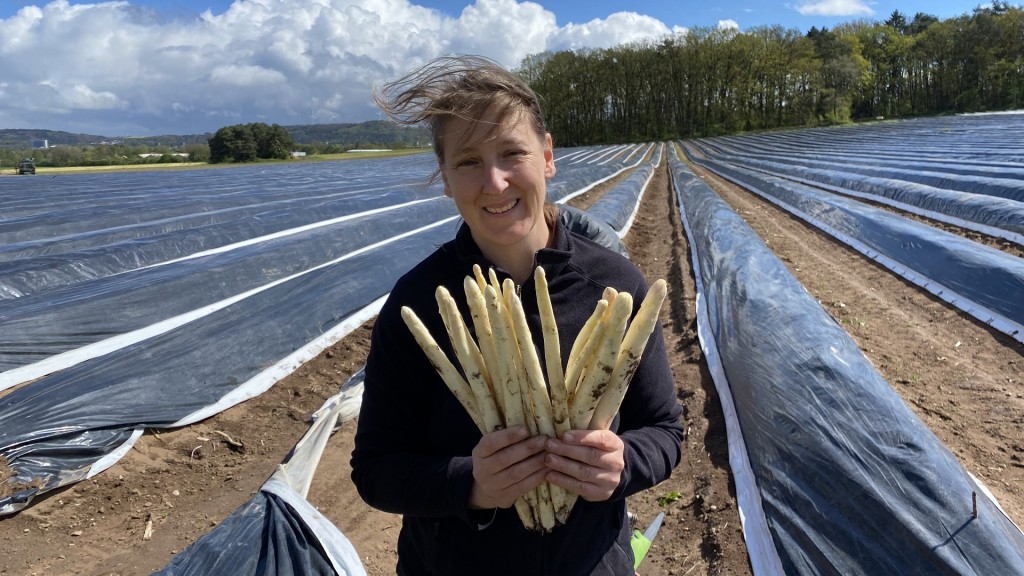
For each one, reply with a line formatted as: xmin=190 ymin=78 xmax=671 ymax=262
xmin=520 ymin=4 xmax=1024 ymax=145
xmin=287 ymin=121 xmax=431 ymax=149
xmin=0 ymin=121 xmax=431 ymax=169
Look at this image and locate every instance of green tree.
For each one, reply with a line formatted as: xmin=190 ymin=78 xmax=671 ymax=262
xmin=208 ymin=122 xmax=293 ymax=163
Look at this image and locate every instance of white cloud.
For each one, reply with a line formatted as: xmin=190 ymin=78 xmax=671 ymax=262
xmin=209 ymin=65 xmax=288 ymax=87
xmin=717 ymin=19 xmax=739 ymax=30
xmin=0 ymin=0 xmax=682 ymax=135
xmin=445 ymin=0 xmax=557 ymax=58
xmin=794 ymin=0 xmax=874 ymax=17
xmin=550 ymin=11 xmax=683 ymax=51
xmin=64 ymin=84 xmax=129 ymax=110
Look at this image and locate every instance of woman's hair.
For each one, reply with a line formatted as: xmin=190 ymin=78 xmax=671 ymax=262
xmin=373 ymin=55 xmax=547 ymax=174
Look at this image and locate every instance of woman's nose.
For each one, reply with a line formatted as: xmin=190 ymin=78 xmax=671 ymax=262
xmin=481 ymin=163 xmax=509 ymax=194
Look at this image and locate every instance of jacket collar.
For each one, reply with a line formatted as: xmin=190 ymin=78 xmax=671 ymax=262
xmin=451 ymin=215 xmax=574 ymax=278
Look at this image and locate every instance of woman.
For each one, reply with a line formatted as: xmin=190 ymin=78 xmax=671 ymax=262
xmin=350 ymin=55 xmax=684 ymax=575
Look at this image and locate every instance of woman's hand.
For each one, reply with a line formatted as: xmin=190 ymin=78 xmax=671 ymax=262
xmin=469 ymin=425 xmax=549 ymax=510
xmin=543 ymin=429 xmax=625 ymax=502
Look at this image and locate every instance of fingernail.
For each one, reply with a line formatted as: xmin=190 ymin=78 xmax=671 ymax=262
xmin=562 ymin=432 xmax=576 ymax=443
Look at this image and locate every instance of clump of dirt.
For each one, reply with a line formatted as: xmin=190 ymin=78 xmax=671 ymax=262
xmin=0 ymin=457 xmax=14 ymax=501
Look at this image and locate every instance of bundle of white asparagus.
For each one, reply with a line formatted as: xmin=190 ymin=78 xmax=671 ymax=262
xmin=400 ymin=264 xmax=668 ymax=532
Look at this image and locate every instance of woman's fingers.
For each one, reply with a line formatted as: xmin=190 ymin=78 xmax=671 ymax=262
xmin=543 ymin=430 xmax=624 ymax=502
xmin=470 ymin=427 xmax=549 ymax=509
xmin=474 ymin=425 xmax=529 ymax=458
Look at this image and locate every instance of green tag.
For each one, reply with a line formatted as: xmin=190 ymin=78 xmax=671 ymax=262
xmin=631 ymin=530 xmax=652 ymax=570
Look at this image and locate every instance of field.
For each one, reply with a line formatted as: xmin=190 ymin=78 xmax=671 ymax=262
xmin=1 ymin=138 xmax=1022 ymax=575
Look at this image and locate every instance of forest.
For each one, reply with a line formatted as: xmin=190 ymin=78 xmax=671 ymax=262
xmin=519 ymin=4 xmax=1024 ymax=145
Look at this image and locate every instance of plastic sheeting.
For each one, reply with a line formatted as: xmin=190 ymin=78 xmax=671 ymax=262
xmin=683 ymin=142 xmax=1024 ymax=243
xmin=668 ymin=149 xmax=1024 ymax=575
xmin=694 ymin=113 xmax=1024 ymax=164
xmin=0 ymin=144 xmax=646 ymax=516
xmin=155 ymin=373 xmax=367 ymax=576
xmin=0 ymin=199 xmax=456 ymax=374
xmin=0 ymin=227 xmax=443 ymax=513
xmin=554 ymin=143 xmax=651 ymax=204
xmin=686 ymin=155 xmax=1024 ymax=344
xmin=692 ymin=142 xmax=1024 ymax=202
xmin=558 ymin=204 xmax=627 ymax=256
xmin=0 ymin=188 xmax=443 ymax=300
xmin=585 ymin=144 xmax=663 ymax=236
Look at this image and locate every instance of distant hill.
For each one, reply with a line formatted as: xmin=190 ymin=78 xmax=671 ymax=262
xmin=0 ymin=121 xmax=431 ymax=150
xmin=0 ymin=129 xmax=213 ymax=148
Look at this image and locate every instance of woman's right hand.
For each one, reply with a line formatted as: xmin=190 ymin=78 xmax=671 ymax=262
xmin=469 ymin=425 xmax=548 ymax=510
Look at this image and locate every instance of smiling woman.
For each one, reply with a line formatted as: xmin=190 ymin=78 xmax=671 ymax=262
xmin=440 ymin=111 xmax=556 ymax=282
xmin=349 ymin=54 xmax=684 ymax=576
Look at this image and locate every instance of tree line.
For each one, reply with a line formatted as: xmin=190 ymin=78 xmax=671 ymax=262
xmin=207 ymin=121 xmax=430 ymax=163
xmin=518 ymin=4 xmax=1024 ymax=145
xmin=0 ymin=121 xmax=431 ymax=169
xmin=0 ymin=144 xmax=211 ymax=172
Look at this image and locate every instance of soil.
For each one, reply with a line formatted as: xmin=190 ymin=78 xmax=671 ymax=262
xmin=1 ymin=147 xmax=1022 ymax=576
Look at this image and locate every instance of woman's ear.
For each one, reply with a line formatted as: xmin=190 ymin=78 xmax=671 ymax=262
xmin=544 ymin=133 xmax=556 ymax=179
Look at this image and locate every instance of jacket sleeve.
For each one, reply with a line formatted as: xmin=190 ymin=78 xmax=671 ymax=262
xmin=349 ymin=291 xmax=481 ymax=525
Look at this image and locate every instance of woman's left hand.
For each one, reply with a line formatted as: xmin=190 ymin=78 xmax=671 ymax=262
xmin=543 ymin=430 xmax=625 ymax=502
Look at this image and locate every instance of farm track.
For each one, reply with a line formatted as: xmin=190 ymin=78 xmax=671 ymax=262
xmin=1 ymin=147 xmax=1022 ymax=576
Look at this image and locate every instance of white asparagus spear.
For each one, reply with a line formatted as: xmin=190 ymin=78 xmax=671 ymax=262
xmin=436 ymin=286 xmax=491 ymax=392
xmin=508 ymin=283 xmax=563 ymax=528
xmin=485 ymin=284 xmax=543 ymax=527
xmin=569 ymin=288 xmax=617 ymax=400
xmin=437 ymin=286 xmax=491 ymax=388
xmin=472 ymin=264 xmax=488 ymax=295
xmin=534 ymin=267 xmax=570 ymax=439
xmin=437 ymin=290 xmax=503 ymax=433
xmin=568 ymin=291 xmax=633 ymax=430
xmin=500 ymin=278 xmax=556 ymax=530
xmin=567 ymin=299 xmax=607 ymax=379
xmin=533 ymin=266 xmax=573 ymax=522
xmin=565 ymin=300 xmax=609 ymax=403
xmin=400 ymin=306 xmax=485 ymax=432
xmin=488 ymin=267 xmax=501 ymax=295
xmin=559 ymin=288 xmax=621 ymax=523
xmin=589 ymin=280 xmax=668 ymax=430
xmin=464 ymin=276 xmax=505 ymax=420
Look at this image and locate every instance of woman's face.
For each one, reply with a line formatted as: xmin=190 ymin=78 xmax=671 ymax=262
xmin=440 ymin=111 xmax=556 ymax=261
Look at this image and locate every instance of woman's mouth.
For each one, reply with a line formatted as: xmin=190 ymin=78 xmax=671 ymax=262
xmin=484 ymin=199 xmax=519 ymax=214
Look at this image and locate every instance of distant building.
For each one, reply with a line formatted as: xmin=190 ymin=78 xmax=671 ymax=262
xmin=291 ymin=151 xmax=307 ymax=158
xmin=32 ymin=139 xmax=49 ymax=149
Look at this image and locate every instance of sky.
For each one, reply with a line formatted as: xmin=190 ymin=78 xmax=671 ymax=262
xmin=0 ymin=0 xmax=986 ymax=137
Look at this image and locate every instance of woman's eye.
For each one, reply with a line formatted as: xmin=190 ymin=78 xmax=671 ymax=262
xmin=454 ymin=159 xmax=478 ymax=168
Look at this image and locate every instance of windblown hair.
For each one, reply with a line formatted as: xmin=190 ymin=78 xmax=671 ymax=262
xmin=373 ymin=55 xmax=547 ymax=175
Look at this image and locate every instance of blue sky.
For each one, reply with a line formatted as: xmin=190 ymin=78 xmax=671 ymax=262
xmin=1 ymin=0 xmax=986 ymax=30
xmin=0 ymin=0 xmax=988 ymax=137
